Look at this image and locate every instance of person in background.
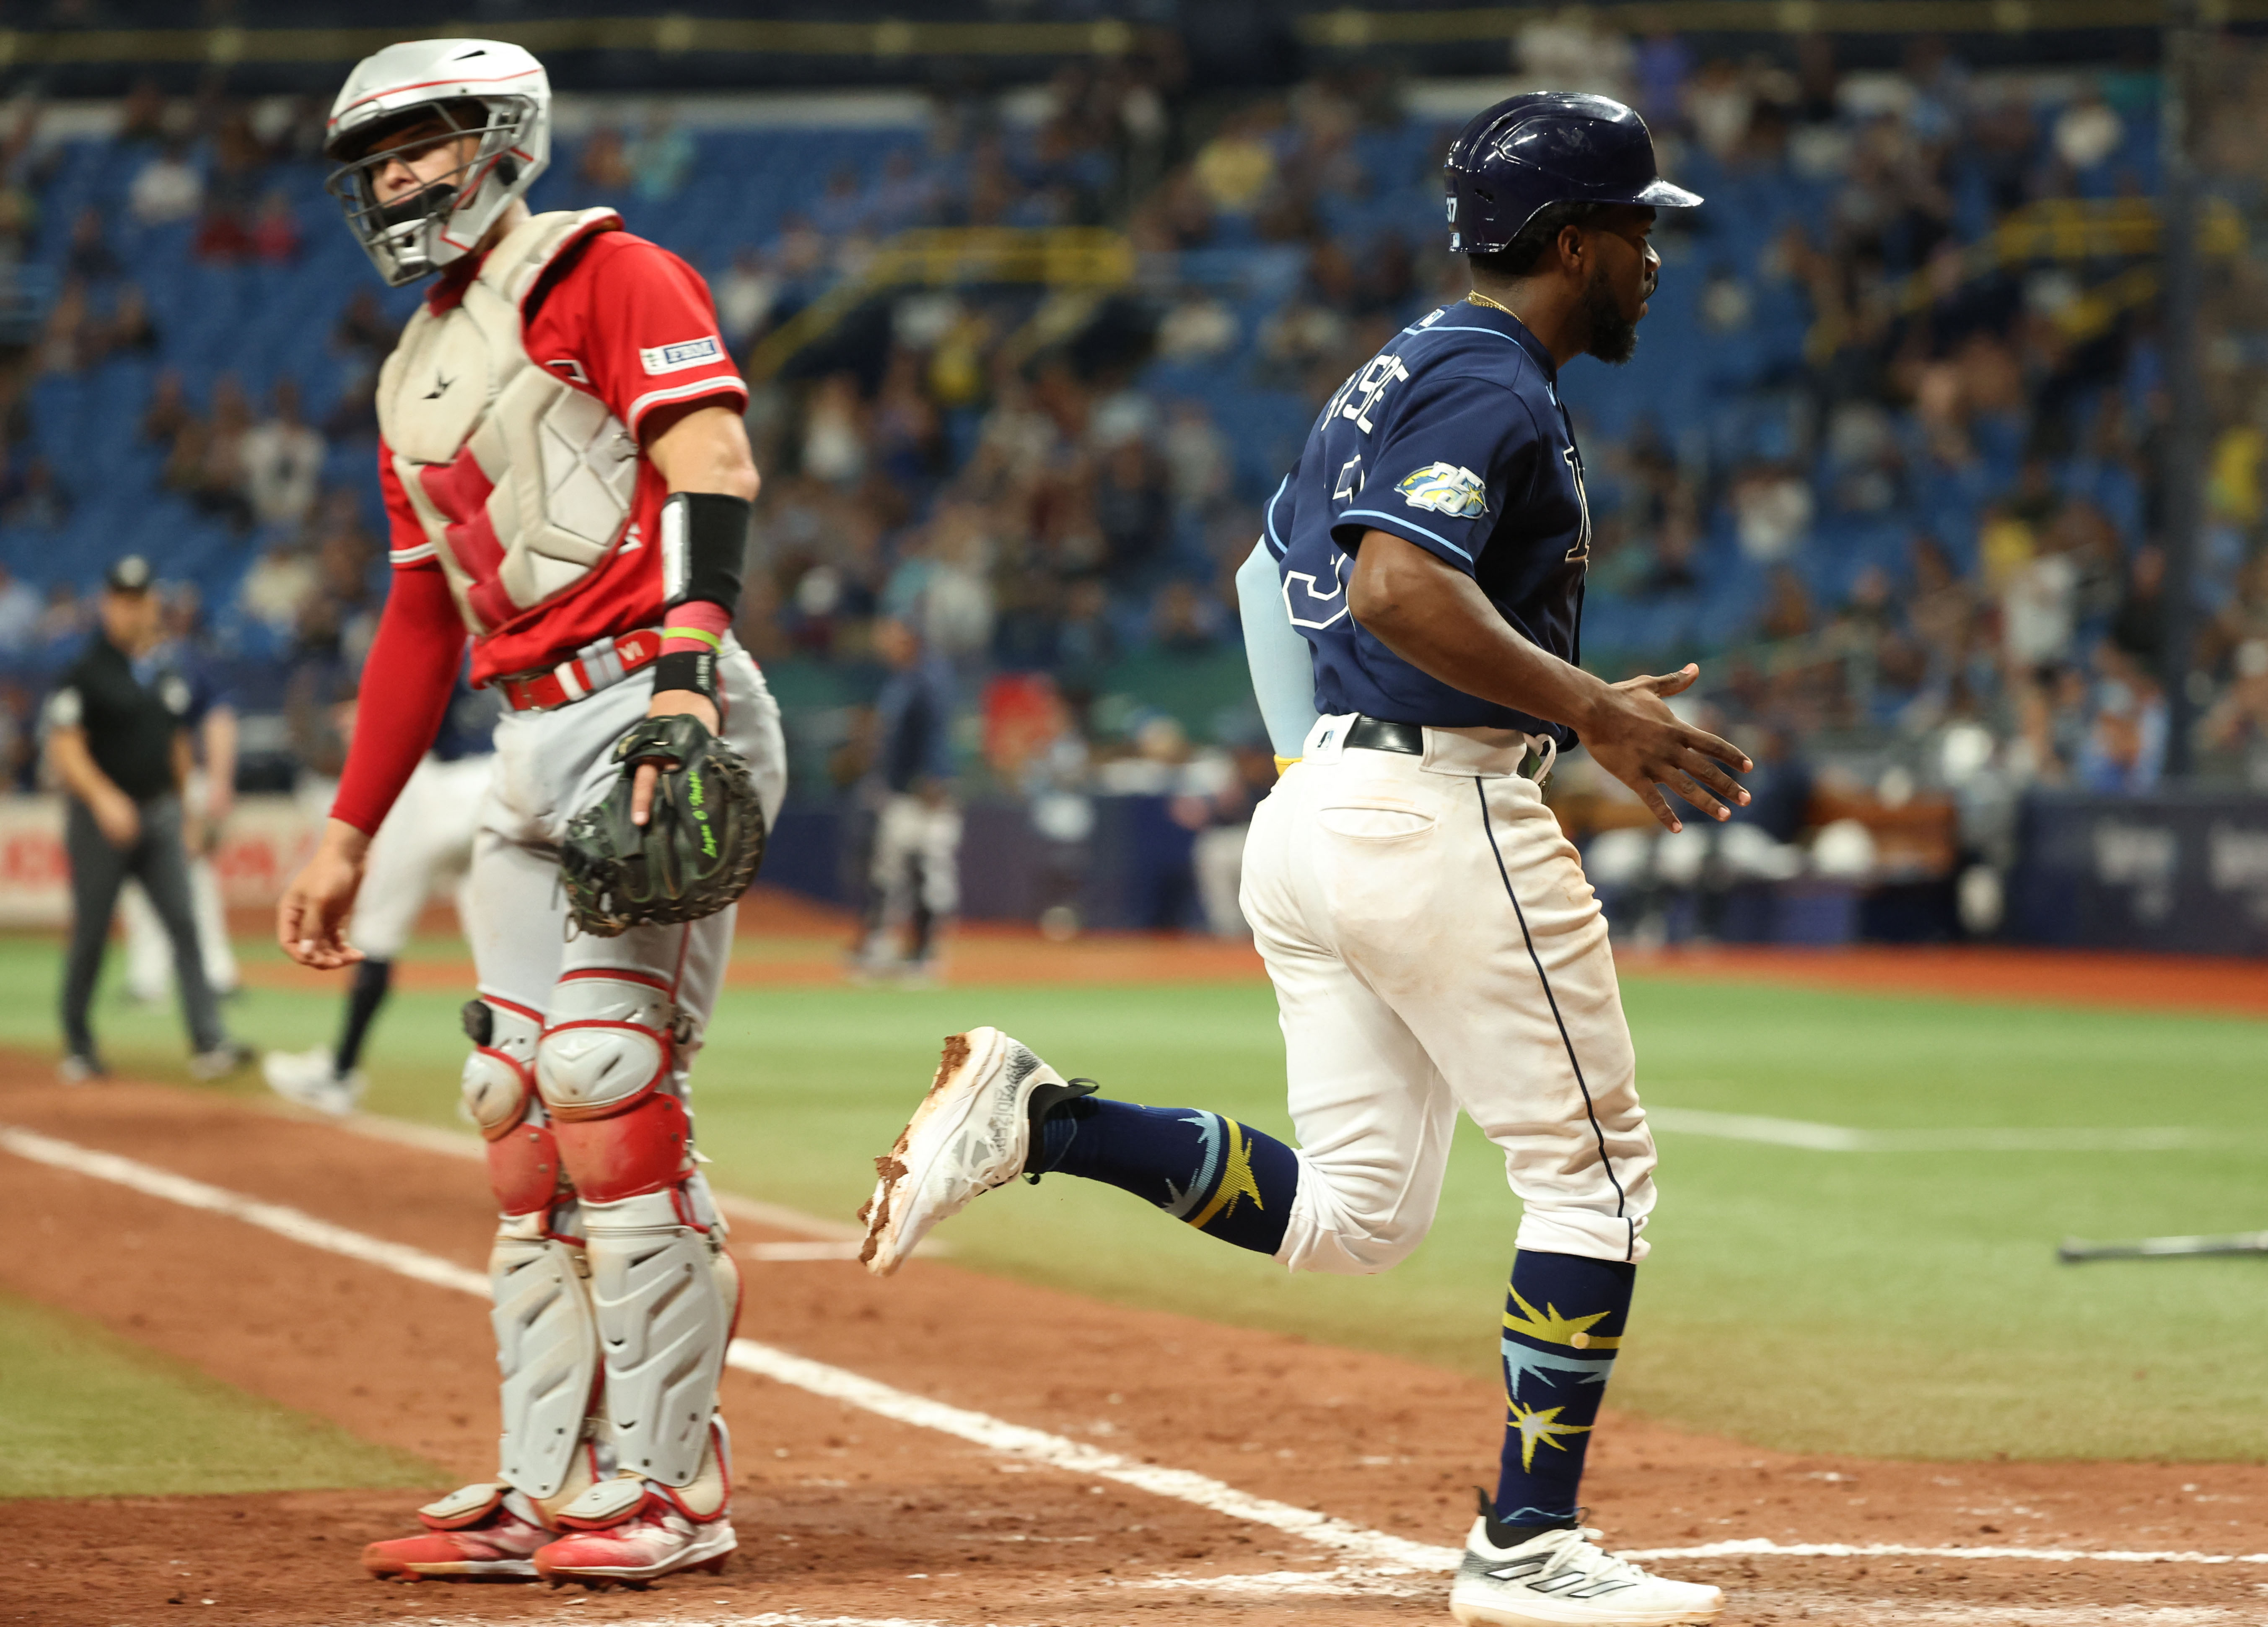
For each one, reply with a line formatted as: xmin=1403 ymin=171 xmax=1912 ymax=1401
xmin=120 ymin=584 xmax=240 ymax=1006
xmin=41 ymin=556 xmax=251 ymax=1083
xmin=264 ymin=672 xmax=498 ymax=1114
xmin=852 ymin=615 xmax=959 ymax=980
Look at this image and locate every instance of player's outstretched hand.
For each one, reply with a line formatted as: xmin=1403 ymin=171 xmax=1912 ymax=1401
xmin=1582 ymin=664 xmax=1751 ymax=834
xmin=630 ymin=689 xmax=722 ymax=827
xmin=277 ymin=818 xmax=371 ymax=970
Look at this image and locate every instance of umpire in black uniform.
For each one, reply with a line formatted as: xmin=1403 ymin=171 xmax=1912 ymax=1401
xmin=43 ymin=556 xmax=249 ymax=1082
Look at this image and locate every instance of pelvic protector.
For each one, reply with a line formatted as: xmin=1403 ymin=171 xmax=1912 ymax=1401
xmin=582 ymin=1183 xmax=738 ymax=1487
xmin=490 ymin=1210 xmax=602 ymax=1500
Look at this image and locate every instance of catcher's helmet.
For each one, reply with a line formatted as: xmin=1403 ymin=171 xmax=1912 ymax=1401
xmin=1444 ymin=91 xmax=1700 ymax=256
xmin=324 ymin=38 xmax=551 ymax=286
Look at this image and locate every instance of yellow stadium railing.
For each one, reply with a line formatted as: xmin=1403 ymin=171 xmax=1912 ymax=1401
xmin=744 ymin=226 xmax=1135 ymax=382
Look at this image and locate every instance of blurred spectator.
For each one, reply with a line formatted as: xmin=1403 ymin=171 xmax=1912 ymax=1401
xmin=101 ymin=285 xmax=160 ymax=357
xmin=1192 ymin=107 xmax=1278 ymax=213
xmin=801 ymin=374 xmax=868 ymax=486
xmin=629 ymin=110 xmax=695 ymax=202
xmin=128 ymin=140 xmax=202 ymax=226
xmin=142 ymin=369 xmax=193 ymax=445
xmin=117 ymin=78 xmax=168 ymax=146
xmin=1151 ymin=579 xmax=1221 ymax=654
xmin=36 ymin=581 xmax=89 ymax=650
xmin=1094 ymin=437 xmax=1171 ymax=584
xmin=65 ymin=208 xmax=119 ymax=282
xmin=334 ymin=288 xmax=399 ymax=360
xmin=34 ymin=278 xmax=92 ymax=375
xmin=0 ymin=561 xmax=39 ymax=653
xmin=1155 ymin=291 xmax=1237 ymax=362
xmin=242 ymin=380 xmax=325 ymax=529
xmin=716 ymin=248 xmax=778 ymax=349
xmin=1731 ymin=464 xmax=1813 ymax=562
xmin=249 ymin=191 xmax=302 ymax=263
xmin=1162 ymin=401 xmax=1231 ymax=514
xmin=3 ymin=455 xmax=69 ymax=529
xmin=577 ymin=125 xmax=633 ymax=194
xmin=2108 ymin=543 xmax=2169 ymax=679
xmin=238 ymin=542 xmax=317 ymax=638
xmin=2078 ymin=647 xmax=2166 ymax=794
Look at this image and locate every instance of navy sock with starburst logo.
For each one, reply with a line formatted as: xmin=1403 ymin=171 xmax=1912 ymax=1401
xmin=1492 ymin=1250 xmax=1636 ymax=1530
xmin=1034 ymin=1097 xmax=1298 ymax=1256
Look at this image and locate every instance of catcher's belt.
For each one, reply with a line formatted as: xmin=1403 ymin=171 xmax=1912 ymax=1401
xmin=498 ymin=628 xmax=662 ymax=713
xmin=561 ymin=714 xmax=767 ymax=936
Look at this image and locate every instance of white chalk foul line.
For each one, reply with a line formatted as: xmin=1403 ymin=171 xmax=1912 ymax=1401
xmin=1623 ymin=1538 xmax=2268 ymax=1566
xmin=1647 ymin=1107 xmax=2221 ymax=1155
xmin=13 ymin=1122 xmax=2268 ymax=1583
xmin=0 ymin=1124 xmax=1444 ymax=1575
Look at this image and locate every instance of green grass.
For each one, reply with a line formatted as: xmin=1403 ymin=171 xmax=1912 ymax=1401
xmin=0 ymin=1287 xmax=437 ymax=1498
xmin=9 ymin=931 xmax=2268 ymax=1462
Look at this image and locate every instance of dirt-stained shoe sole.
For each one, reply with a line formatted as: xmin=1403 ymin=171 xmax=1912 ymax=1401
xmin=858 ymin=1027 xmax=1019 ymax=1277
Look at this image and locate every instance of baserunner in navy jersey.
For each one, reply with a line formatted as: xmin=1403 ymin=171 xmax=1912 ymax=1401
xmin=858 ymin=93 xmax=1745 ymax=1627
xmin=1263 ymin=289 xmax=1597 ymax=741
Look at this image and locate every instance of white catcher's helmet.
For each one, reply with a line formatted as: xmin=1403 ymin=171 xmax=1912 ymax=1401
xmin=324 ymin=38 xmax=551 ymax=286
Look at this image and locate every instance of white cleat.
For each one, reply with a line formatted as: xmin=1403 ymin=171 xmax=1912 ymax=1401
xmin=262 ymin=1046 xmax=366 ymax=1116
xmin=858 ymin=1026 xmax=1089 ymax=1277
xmin=1450 ymin=1520 xmax=1721 ymax=1626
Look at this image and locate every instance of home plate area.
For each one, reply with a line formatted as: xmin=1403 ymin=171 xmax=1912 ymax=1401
xmin=5 ymin=1064 xmax=2268 ymax=1627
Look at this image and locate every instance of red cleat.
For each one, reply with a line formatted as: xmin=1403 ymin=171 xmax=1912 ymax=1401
xmin=532 ymin=1476 xmax=735 ymax=1588
xmin=362 ymin=1483 xmax=553 ymax=1583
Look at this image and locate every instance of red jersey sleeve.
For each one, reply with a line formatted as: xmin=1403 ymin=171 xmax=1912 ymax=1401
xmin=540 ymin=232 xmax=747 ymax=439
xmin=377 ymin=439 xmax=438 ymax=570
xmin=330 ymin=566 xmax=467 ymax=837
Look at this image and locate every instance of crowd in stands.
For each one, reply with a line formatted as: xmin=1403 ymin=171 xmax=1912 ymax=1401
xmin=2 ymin=28 xmax=2266 ymax=872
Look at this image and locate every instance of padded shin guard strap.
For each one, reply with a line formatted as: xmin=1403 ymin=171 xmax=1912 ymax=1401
xmin=583 ymin=1189 xmax=733 ymax=1487
xmin=490 ymin=1219 xmax=601 ymax=1500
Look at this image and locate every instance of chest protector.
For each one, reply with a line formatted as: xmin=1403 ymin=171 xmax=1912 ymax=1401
xmin=378 ymin=208 xmax=640 ymax=643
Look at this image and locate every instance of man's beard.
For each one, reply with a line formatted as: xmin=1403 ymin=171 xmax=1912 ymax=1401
xmin=1583 ymin=266 xmax=1640 ymax=365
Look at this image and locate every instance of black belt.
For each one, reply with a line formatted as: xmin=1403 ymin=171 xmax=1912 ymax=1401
xmin=1343 ymin=714 xmax=1555 ymax=783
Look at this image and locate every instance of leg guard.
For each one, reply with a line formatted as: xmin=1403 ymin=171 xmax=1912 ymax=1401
xmin=582 ymin=1184 xmax=737 ymax=1487
xmin=537 ymin=970 xmax=695 ymax=1203
xmin=490 ymin=1211 xmax=603 ymax=1501
xmin=463 ymin=997 xmax=562 ymax=1217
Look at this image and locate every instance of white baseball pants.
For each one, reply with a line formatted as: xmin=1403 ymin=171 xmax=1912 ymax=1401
xmin=1239 ymin=714 xmax=1657 ymax=1274
xmin=347 ymin=753 xmax=493 ymax=961
xmin=467 ymin=644 xmax=786 ymax=1025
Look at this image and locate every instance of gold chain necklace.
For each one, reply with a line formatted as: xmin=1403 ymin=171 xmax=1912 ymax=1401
xmin=1466 ymin=290 xmax=1521 ymax=319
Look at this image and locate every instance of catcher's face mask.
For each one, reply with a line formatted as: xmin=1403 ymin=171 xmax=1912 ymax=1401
xmin=324 ymin=100 xmax=533 ymax=285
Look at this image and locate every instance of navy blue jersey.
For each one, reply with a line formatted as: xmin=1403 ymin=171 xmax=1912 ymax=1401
xmin=1265 ymin=300 xmax=1592 ymax=746
xmin=431 ymin=672 xmax=501 ymax=761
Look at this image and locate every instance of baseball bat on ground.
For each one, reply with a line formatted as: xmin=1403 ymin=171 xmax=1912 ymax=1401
xmin=2058 ymin=1230 xmax=2268 ymax=1264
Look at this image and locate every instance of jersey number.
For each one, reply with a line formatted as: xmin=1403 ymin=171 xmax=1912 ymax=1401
xmin=1563 ymin=445 xmax=1593 ymax=564
xmin=1282 ymin=550 xmax=1353 ymax=630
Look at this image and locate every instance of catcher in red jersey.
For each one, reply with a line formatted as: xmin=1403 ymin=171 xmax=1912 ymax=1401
xmin=275 ymin=39 xmax=786 ymax=1589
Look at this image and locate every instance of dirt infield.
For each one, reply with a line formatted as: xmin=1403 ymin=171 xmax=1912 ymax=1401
xmin=5 ymin=1057 xmax=2268 ymax=1626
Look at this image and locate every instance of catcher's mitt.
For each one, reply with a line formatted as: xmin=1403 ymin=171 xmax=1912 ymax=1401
xmin=561 ymin=714 xmax=766 ymax=937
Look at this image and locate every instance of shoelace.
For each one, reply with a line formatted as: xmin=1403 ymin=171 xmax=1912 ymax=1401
xmin=1506 ymin=1525 xmax=1651 ymax=1589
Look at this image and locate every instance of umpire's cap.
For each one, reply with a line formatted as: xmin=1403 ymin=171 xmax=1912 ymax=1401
xmin=1444 ymin=91 xmax=1701 ymax=256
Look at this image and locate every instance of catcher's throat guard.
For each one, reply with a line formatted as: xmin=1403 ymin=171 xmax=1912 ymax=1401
xmin=562 ymin=714 xmax=766 ymax=937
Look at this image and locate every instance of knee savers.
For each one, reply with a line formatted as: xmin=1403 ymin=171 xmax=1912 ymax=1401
xmin=537 ymin=969 xmax=695 ymax=1204
xmin=461 ymin=998 xmax=562 ymax=1217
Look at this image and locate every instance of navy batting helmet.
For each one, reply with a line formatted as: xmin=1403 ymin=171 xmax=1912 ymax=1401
xmin=1444 ymin=91 xmax=1701 ymax=256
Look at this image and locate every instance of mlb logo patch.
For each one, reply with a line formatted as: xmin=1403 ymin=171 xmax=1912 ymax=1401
xmin=639 ymin=335 xmax=726 ymax=375
xmin=1396 ymin=462 xmax=1488 ymax=520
